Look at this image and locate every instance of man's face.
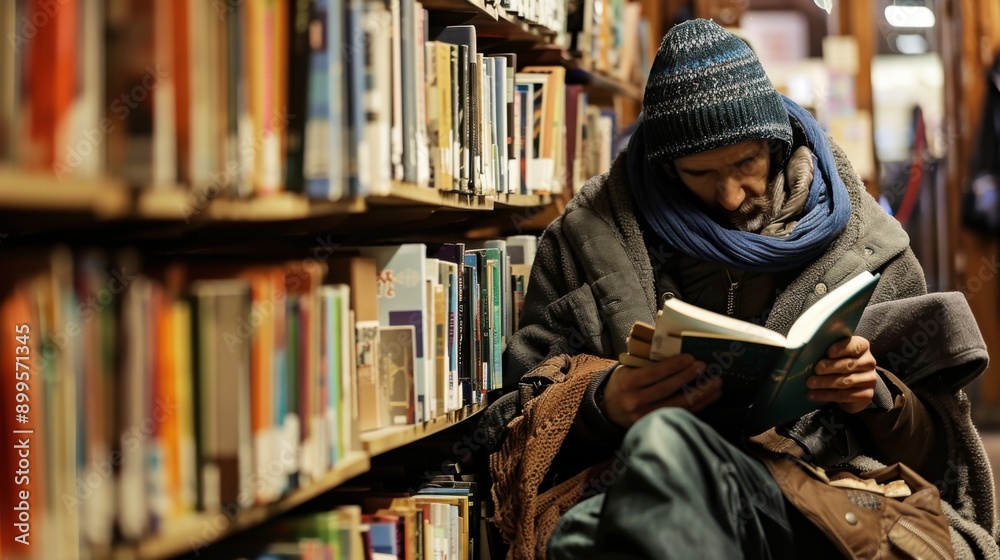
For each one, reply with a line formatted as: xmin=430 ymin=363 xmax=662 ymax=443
xmin=672 ymin=140 xmax=773 ymax=230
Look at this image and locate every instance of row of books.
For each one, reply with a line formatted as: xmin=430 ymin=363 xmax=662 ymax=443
xmin=568 ymin=0 xmax=653 ymax=84
xmin=0 ymin=236 xmax=535 ymax=556
xmin=0 ymin=0 xmax=639 ymax=202
xmin=244 ymin=479 xmax=484 ymax=560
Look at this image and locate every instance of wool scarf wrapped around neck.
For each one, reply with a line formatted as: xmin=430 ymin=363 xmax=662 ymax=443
xmin=627 ymin=98 xmax=852 ymax=273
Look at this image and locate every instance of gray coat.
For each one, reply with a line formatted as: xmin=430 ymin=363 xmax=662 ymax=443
xmin=499 ymin=142 xmax=999 ymax=557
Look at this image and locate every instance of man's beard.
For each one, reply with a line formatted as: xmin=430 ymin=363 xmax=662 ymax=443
xmin=715 ymin=176 xmax=780 ymax=232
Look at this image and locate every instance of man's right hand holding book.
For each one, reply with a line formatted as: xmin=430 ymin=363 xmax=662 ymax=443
xmin=600 ymin=355 xmax=723 ymax=429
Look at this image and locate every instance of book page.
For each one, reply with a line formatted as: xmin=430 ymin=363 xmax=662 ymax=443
xmin=649 ymin=297 xmax=788 ymax=360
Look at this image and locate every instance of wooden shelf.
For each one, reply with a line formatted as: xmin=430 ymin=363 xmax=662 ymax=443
xmin=0 ymin=172 xmax=558 ymax=241
xmin=360 ymin=402 xmax=486 ymax=457
xmin=138 ymin=189 xmax=366 ymax=222
xmin=0 ymin=168 xmax=130 ymax=217
xmin=127 ymin=452 xmax=370 ymax=560
xmin=493 ymin=192 xmax=552 ymax=208
xmin=421 ymin=0 xmax=496 ymax=19
xmin=494 ymin=8 xmax=558 ymax=42
xmin=368 ymin=182 xmax=494 ymax=210
xmin=112 ymin=403 xmax=485 ymax=559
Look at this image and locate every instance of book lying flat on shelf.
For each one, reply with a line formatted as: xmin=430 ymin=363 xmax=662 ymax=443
xmin=621 ymin=271 xmax=880 ymax=433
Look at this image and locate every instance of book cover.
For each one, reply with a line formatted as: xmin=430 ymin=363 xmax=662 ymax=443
xmin=379 ymin=326 xmax=416 ymax=425
xmin=631 ymin=271 xmax=881 ymax=434
xmin=362 ymin=244 xmax=429 ymax=423
xmin=746 ymin=273 xmax=881 ymax=432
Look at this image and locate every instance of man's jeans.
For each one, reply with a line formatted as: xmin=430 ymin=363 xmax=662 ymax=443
xmin=548 ymin=408 xmax=804 ymax=559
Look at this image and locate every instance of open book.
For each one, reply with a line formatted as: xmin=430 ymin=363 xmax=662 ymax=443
xmin=621 ymin=271 xmax=880 ymax=433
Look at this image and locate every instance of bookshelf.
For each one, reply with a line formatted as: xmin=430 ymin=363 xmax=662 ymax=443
xmin=130 ymin=452 xmax=371 ymax=560
xmin=0 ymin=168 xmax=130 ymax=218
xmin=120 ymin=403 xmax=486 ymax=560
xmin=0 ymin=173 xmax=553 ymax=236
xmin=360 ymin=402 xmax=486 ymax=456
xmin=0 ymin=0 xmax=650 ymax=556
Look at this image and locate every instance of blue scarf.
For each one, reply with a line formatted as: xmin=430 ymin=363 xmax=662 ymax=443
xmin=627 ymin=98 xmax=852 ymax=273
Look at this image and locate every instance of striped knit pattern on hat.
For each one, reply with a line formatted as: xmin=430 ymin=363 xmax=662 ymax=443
xmin=642 ymin=19 xmax=793 ymax=163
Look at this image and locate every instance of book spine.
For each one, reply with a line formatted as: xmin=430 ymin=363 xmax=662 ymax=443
xmin=399 ymin=0 xmax=417 ymax=182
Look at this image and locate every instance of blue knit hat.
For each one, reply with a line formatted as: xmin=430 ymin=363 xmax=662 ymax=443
xmin=642 ymin=19 xmax=793 ymax=163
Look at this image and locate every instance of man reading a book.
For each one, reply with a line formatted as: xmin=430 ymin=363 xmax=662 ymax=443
xmin=487 ymin=18 xmax=996 ymax=559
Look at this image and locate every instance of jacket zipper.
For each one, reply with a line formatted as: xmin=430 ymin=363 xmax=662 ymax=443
xmin=724 ymin=268 xmax=739 ymax=316
xmin=896 ymin=518 xmax=949 ymax=560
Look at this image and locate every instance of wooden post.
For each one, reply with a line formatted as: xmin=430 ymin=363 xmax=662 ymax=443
xmin=941 ymin=0 xmax=1000 ymax=423
xmin=830 ymin=0 xmax=880 ymax=198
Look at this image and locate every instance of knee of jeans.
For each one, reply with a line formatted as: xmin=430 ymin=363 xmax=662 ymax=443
xmin=626 ymin=408 xmax=707 ymax=443
xmin=622 ymin=408 xmax=714 ymax=467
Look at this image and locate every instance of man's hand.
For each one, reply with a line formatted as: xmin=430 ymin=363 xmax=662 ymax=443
xmin=601 ymin=354 xmax=723 ymax=429
xmin=807 ymin=336 xmax=879 ymax=414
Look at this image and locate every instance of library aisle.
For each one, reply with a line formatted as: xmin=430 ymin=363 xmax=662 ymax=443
xmin=0 ymin=0 xmax=654 ymax=557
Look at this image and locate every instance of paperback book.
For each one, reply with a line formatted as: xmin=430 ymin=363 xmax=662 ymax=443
xmin=622 ymin=271 xmax=881 ymax=433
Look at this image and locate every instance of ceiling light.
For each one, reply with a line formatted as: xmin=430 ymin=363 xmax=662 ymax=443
xmin=894 ymin=34 xmax=929 ymax=54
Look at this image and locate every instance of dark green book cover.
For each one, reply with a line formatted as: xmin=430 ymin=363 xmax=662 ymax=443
xmin=745 ymin=273 xmax=879 ymax=433
xmin=672 ymin=272 xmax=880 ymax=433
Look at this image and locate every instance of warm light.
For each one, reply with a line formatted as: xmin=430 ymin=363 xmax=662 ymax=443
xmin=895 ymin=34 xmax=929 ymax=54
xmin=884 ymin=5 xmax=936 ymax=28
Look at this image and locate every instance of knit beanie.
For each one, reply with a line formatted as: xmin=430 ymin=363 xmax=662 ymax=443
xmin=642 ymin=19 xmax=793 ymax=164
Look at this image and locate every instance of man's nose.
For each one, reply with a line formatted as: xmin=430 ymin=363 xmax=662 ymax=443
xmin=716 ymin=175 xmax=745 ymax=211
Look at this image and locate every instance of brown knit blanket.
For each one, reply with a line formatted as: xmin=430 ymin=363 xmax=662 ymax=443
xmin=489 ymin=354 xmax=617 ymax=560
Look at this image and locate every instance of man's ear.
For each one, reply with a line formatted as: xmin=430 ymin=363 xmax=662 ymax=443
xmin=662 ymin=161 xmax=679 ymax=180
xmin=767 ymin=139 xmax=789 ymax=180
